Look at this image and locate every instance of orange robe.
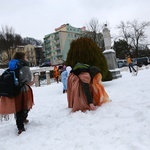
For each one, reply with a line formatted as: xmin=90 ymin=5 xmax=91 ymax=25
xmin=92 ymin=73 xmax=110 ymax=106
xmin=53 ymin=67 xmax=59 ymax=78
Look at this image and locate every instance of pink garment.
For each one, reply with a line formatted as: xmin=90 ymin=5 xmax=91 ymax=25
xmin=0 ymin=85 xmax=34 ymax=115
xmin=67 ymin=72 xmax=91 ymax=112
xmin=67 ymin=72 xmax=111 ymax=112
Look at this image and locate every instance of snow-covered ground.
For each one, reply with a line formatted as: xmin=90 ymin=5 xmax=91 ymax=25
xmin=0 ymin=66 xmax=150 ymax=150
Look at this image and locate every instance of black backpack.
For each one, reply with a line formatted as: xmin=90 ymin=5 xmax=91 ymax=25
xmin=0 ymin=59 xmax=23 ymax=97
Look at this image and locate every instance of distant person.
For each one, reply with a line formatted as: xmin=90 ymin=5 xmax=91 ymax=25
xmin=66 ymin=66 xmax=72 ymax=77
xmin=67 ymin=63 xmax=110 ymax=112
xmin=125 ymin=54 xmax=136 ymax=73
xmin=53 ymin=66 xmax=60 ymax=83
xmin=60 ymin=66 xmax=72 ymax=94
xmin=61 ymin=65 xmax=68 ymax=93
xmin=0 ymin=52 xmax=34 ymax=135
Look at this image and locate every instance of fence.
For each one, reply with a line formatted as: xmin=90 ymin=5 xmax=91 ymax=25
xmin=30 ymin=67 xmax=54 ymax=87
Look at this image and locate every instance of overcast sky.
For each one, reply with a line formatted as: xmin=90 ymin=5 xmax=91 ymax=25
xmin=0 ymin=0 xmax=150 ymax=43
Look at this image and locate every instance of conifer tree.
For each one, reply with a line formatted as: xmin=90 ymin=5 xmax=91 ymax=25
xmin=66 ymin=37 xmax=112 ymax=81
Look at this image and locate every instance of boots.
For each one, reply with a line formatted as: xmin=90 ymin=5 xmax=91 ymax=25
xmin=63 ymin=90 xmax=67 ymax=93
xmin=18 ymin=127 xmax=25 ymax=135
xmin=24 ymin=119 xmax=29 ymax=124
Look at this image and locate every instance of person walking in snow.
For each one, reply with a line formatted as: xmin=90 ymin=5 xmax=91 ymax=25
xmin=61 ymin=65 xmax=68 ymax=93
xmin=53 ymin=66 xmax=60 ymax=83
xmin=125 ymin=54 xmax=136 ymax=73
xmin=0 ymin=52 xmax=35 ymax=135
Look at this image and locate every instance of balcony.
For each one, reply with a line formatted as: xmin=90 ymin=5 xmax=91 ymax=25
xmin=55 ymin=47 xmax=61 ymax=51
xmin=55 ymin=41 xmax=60 ymax=46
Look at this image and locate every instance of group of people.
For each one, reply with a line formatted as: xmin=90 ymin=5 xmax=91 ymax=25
xmin=0 ymin=52 xmax=111 ymax=135
xmin=53 ymin=65 xmax=72 ymax=93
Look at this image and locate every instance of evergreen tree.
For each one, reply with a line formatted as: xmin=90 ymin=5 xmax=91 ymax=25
xmin=113 ymin=39 xmax=130 ymax=59
xmin=66 ymin=37 xmax=112 ymax=81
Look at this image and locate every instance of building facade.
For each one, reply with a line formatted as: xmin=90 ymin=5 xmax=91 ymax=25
xmin=1 ymin=44 xmax=44 ymax=67
xmin=44 ymin=24 xmax=85 ymax=65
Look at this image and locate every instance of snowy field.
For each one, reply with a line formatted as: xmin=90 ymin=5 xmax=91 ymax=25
xmin=0 ymin=65 xmax=150 ymax=150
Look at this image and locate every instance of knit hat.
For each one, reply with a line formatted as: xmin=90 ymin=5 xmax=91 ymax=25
xmin=89 ymin=66 xmax=101 ymax=78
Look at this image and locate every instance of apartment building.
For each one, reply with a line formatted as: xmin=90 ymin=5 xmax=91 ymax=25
xmin=44 ymin=23 xmax=85 ymax=65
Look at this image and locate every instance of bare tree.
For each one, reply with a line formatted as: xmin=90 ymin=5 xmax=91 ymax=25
xmin=0 ymin=25 xmax=23 ymax=61
xmin=84 ymin=18 xmax=104 ymax=49
xmin=117 ymin=21 xmax=131 ymax=44
xmin=117 ymin=20 xmax=150 ymax=57
xmin=86 ymin=18 xmax=100 ymax=41
xmin=129 ymin=20 xmax=150 ymax=57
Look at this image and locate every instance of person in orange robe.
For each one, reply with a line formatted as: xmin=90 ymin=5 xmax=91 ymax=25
xmin=53 ymin=66 xmax=60 ymax=83
xmin=67 ymin=65 xmax=111 ymax=112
